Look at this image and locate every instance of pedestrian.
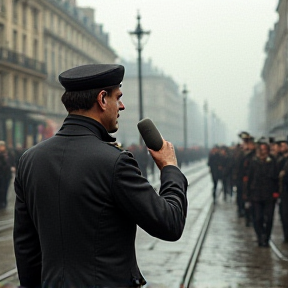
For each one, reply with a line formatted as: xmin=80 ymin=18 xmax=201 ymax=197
xmin=218 ymin=146 xmax=232 ymax=201
xmin=247 ymin=141 xmax=278 ymax=247
xmin=0 ymin=141 xmax=13 ymax=209
xmin=277 ymin=137 xmax=288 ymax=243
xmin=242 ymin=136 xmax=256 ymax=227
xmin=236 ymin=131 xmax=251 ymax=218
xmin=208 ymin=146 xmax=220 ymax=203
xmin=13 ymin=64 xmax=188 ymax=288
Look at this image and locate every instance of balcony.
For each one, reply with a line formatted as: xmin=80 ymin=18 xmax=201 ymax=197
xmin=0 ymin=47 xmax=47 ymax=76
xmin=0 ymin=97 xmax=46 ymax=113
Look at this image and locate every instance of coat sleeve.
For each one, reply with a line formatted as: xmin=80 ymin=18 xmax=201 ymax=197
xmin=111 ymin=151 xmax=188 ymax=241
xmin=13 ymin=159 xmax=42 ymax=288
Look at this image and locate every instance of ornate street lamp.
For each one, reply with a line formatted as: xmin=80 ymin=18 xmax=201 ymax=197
xmin=129 ymin=12 xmax=150 ymax=145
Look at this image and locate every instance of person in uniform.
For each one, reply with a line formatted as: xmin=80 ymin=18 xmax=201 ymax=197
xmin=247 ymin=140 xmax=278 ymax=247
xmin=241 ymin=136 xmax=256 ymax=227
xmin=0 ymin=141 xmax=13 ymax=209
xmin=235 ymin=131 xmax=251 ymax=217
xmin=277 ymin=137 xmax=288 ymax=243
xmin=217 ymin=146 xmax=232 ymax=201
xmin=208 ymin=146 xmax=220 ymax=203
xmin=13 ymin=64 xmax=188 ymax=288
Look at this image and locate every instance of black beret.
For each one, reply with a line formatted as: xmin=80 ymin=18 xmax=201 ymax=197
xmin=59 ymin=64 xmax=125 ymax=91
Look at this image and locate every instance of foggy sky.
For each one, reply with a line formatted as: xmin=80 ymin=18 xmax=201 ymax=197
xmin=77 ymin=0 xmax=278 ymax=143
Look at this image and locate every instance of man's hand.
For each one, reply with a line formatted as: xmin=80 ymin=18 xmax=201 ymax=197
xmin=148 ymin=140 xmax=177 ymax=170
xmin=279 ymin=170 xmax=285 ymax=178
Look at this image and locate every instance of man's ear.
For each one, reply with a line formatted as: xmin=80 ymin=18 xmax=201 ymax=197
xmin=97 ymin=90 xmax=107 ymax=110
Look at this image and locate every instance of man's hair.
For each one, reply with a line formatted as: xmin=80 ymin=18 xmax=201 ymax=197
xmin=61 ymin=87 xmax=114 ymax=113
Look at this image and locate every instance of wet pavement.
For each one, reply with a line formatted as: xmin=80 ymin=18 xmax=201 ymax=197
xmin=1 ymin=162 xmax=288 ymax=288
xmin=0 ymin=173 xmax=16 ymax=284
xmin=190 ymin=194 xmax=288 ymax=288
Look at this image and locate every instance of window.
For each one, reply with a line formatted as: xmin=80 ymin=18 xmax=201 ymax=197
xmin=33 ymin=39 xmax=38 ymax=60
xmin=32 ymin=8 xmax=38 ymax=31
xmin=0 ymin=24 xmax=4 ymax=44
xmin=22 ymin=3 xmax=27 ymax=28
xmin=22 ymin=34 xmax=26 ymax=54
xmin=51 ymin=50 xmax=55 ymax=75
xmin=0 ymin=0 xmax=6 ymax=17
xmin=23 ymin=78 xmax=27 ymax=102
xmin=13 ymin=30 xmax=17 ymax=51
xmin=58 ymin=47 xmax=62 ymax=73
xmin=14 ymin=75 xmax=18 ymax=100
xmin=50 ymin=12 xmax=53 ymax=30
xmin=13 ymin=0 xmax=18 ymax=23
xmin=33 ymin=81 xmax=38 ymax=104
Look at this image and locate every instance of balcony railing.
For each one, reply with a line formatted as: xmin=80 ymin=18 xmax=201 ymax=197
xmin=0 ymin=97 xmax=45 ymax=112
xmin=0 ymin=47 xmax=47 ymax=75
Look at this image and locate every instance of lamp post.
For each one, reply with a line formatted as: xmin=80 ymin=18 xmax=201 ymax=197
xmin=129 ymin=12 xmax=150 ymax=145
xmin=182 ymin=85 xmax=188 ymax=151
xmin=203 ymin=100 xmax=208 ymax=151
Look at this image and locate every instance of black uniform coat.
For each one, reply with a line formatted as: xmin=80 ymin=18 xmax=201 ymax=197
xmin=247 ymin=155 xmax=277 ymax=202
xmin=13 ymin=115 xmax=188 ymax=288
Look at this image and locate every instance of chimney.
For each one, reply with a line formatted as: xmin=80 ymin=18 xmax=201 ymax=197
xmin=78 ymin=7 xmax=95 ymax=23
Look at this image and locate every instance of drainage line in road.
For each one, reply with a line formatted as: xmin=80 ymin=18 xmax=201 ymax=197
xmin=0 ymin=268 xmax=17 ymax=282
xmin=269 ymin=240 xmax=288 ymax=262
xmin=179 ymin=201 xmax=214 ymax=288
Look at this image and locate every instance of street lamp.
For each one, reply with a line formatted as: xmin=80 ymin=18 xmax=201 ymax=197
xmin=129 ymin=12 xmax=150 ymax=145
xmin=182 ymin=85 xmax=188 ymax=151
xmin=203 ymin=100 xmax=208 ymax=151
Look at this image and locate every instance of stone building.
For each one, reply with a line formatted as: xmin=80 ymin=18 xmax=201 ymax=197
xmin=262 ymin=0 xmax=288 ymax=137
xmin=0 ymin=0 xmax=116 ymax=148
xmin=248 ymin=82 xmax=267 ymax=138
xmin=116 ymin=59 xmax=204 ymax=148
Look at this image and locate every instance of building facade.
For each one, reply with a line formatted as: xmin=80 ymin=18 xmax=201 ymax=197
xmin=116 ymin=59 xmax=204 ymax=148
xmin=248 ymin=82 xmax=267 ymax=139
xmin=262 ymin=0 xmax=288 ymax=137
xmin=0 ymin=0 xmax=116 ymax=148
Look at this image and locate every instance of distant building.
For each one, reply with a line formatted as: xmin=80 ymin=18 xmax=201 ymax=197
xmin=116 ymin=59 xmax=204 ymax=148
xmin=0 ymin=0 xmax=116 ymax=148
xmin=248 ymin=82 xmax=266 ymax=138
xmin=262 ymin=0 xmax=288 ymax=137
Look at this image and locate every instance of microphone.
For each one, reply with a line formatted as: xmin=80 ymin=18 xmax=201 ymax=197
xmin=137 ymin=118 xmax=163 ymax=151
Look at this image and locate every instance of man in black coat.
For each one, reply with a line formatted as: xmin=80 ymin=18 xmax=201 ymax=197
xmin=247 ymin=141 xmax=277 ymax=247
xmin=13 ymin=64 xmax=188 ymax=288
xmin=208 ymin=146 xmax=220 ymax=203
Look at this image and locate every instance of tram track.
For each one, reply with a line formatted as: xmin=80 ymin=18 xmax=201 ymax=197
xmin=179 ymin=183 xmax=288 ymax=288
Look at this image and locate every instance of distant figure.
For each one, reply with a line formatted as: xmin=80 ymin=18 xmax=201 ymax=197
xmin=208 ymin=146 xmax=220 ymax=203
xmin=0 ymin=141 xmax=13 ymax=209
xmin=247 ymin=141 xmax=278 ymax=247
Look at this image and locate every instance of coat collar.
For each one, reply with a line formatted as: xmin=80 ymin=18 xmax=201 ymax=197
xmin=58 ymin=114 xmax=116 ymax=142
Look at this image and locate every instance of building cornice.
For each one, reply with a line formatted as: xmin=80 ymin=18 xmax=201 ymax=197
xmin=40 ymin=0 xmax=117 ymax=58
xmin=44 ymin=28 xmax=101 ymax=64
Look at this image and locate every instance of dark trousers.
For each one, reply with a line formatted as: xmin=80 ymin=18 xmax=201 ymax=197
xmin=211 ymin=174 xmax=219 ymax=202
xmin=279 ymin=193 xmax=288 ymax=241
xmin=236 ymin=182 xmax=244 ymax=216
xmin=0 ymin=176 xmax=11 ymax=207
xmin=252 ymin=200 xmax=276 ymax=243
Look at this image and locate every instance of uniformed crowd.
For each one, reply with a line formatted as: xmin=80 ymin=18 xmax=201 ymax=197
xmin=126 ymin=144 xmax=207 ymax=179
xmin=208 ymin=132 xmax=288 ymax=247
xmin=0 ymin=141 xmax=24 ymax=210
